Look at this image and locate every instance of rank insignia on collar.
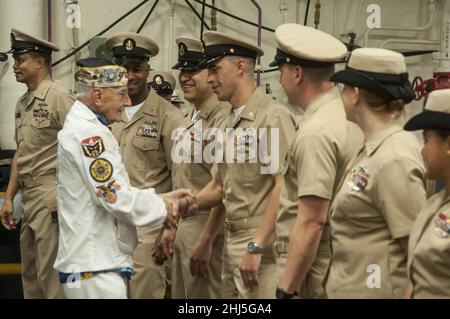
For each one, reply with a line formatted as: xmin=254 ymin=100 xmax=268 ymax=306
xmin=96 ymin=180 xmax=121 ymax=204
xmin=136 ymin=120 xmax=158 ymax=138
xmin=434 ymin=212 xmax=450 ymax=238
xmin=81 ymin=136 xmax=105 ymax=158
xmin=89 ymin=158 xmax=113 ymax=182
xmin=347 ymin=166 xmax=369 ymax=192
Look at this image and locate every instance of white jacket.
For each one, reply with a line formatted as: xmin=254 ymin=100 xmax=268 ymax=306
xmin=54 ymin=100 xmax=166 ymax=273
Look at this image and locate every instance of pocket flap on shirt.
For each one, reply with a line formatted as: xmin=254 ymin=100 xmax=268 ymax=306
xmin=132 ymin=137 xmax=159 ymax=151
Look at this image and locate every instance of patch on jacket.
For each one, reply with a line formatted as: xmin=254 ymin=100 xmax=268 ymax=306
xmin=96 ymin=180 xmax=121 ymax=204
xmin=81 ymin=136 xmax=105 ymax=158
xmin=89 ymin=158 xmax=113 ymax=182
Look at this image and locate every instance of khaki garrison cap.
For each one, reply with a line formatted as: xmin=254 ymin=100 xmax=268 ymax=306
xmin=75 ymin=58 xmax=128 ymax=88
xmin=9 ymin=28 xmax=59 ymax=55
xmin=172 ymin=36 xmax=204 ymax=70
xmin=404 ymin=89 xmax=450 ymax=131
xmin=269 ymin=23 xmax=347 ymax=68
xmin=331 ymin=48 xmax=415 ymax=103
xmin=196 ymin=31 xmax=264 ymax=68
xmin=148 ymin=70 xmax=176 ymax=95
xmin=105 ymin=32 xmax=159 ymax=65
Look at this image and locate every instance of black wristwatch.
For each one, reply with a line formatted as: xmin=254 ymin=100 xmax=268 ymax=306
xmin=276 ymin=287 xmax=297 ymax=299
xmin=247 ymin=241 xmax=265 ymax=254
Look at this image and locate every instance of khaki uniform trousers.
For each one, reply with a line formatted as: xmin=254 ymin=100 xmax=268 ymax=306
xmin=274 ymin=236 xmax=329 ymax=299
xmin=172 ymin=214 xmax=223 ymax=298
xmin=221 ymin=217 xmax=277 ymax=299
xmin=130 ymin=226 xmax=166 ymax=299
xmin=20 ymin=175 xmax=64 ymax=298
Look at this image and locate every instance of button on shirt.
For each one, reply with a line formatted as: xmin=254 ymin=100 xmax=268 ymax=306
xmin=54 ymin=100 xmax=167 ymax=273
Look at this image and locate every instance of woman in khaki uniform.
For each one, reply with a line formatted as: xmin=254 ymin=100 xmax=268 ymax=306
xmin=403 ymin=89 xmax=450 ymax=298
xmin=324 ymin=48 xmax=427 ymax=298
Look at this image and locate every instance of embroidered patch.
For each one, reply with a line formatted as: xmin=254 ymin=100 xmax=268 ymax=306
xmin=96 ymin=180 xmax=121 ymax=204
xmin=347 ymin=166 xmax=369 ymax=192
xmin=136 ymin=120 xmax=158 ymax=138
xmin=434 ymin=212 xmax=450 ymax=238
xmin=32 ymin=107 xmax=49 ymax=119
xmin=81 ymin=136 xmax=105 ymax=158
xmin=89 ymin=158 xmax=113 ymax=182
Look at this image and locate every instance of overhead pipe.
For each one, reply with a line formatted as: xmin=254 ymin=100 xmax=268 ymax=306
xmin=250 ymin=0 xmax=262 ymax=87
xmin=364 ymin=0 xmax=436 ymax=47
xmin=47 ymin=0 xmax=52 ymax=75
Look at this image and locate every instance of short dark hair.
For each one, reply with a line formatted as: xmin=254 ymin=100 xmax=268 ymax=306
xmin=28 ymin=52 xmax=51 ymax=67
xmin=435 ymin=129 xmax=450 ymax=140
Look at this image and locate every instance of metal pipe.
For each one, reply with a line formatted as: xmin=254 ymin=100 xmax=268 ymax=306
xmin=364 ymin=0 xmax=435 ymax=47
xmin=381 ymin=39 xmax=440 ymax=48
xmin=169 ymin=0 xmax=176 ymax=70
xmin=314 ymin=0 xmax=321 ymax=29
xmin=200 ymin=0 xmax=206 ymax=40
xmin=250 ymin=0 xmax=262 ymax=87
xmin=47 ymin=0 xmax=52 ymax=75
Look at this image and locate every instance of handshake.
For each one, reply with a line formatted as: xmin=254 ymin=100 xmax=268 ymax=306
xmin=153 ymin=188 xmax=198 ymax=265
xmin=159 ymin=188 xmax=198 ymax=230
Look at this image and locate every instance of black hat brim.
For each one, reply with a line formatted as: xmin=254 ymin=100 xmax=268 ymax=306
xmin=269 ymin=57 xmax=282 ymax=67
xmin=404 ymin=111 xmax=450 ymax=131
xmin=331 ymin=68 xmax=415 ymax=103
xmin=172 ymin=61 xmax=200 ymax=71
xmin=195 ymin=56 xmax=223 ymax=69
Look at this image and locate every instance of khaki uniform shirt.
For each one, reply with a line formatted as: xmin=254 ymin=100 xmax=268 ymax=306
xmin=326 ymin=120 xmax=427 ymax=298
xmin=275 ymin=87 xmax=362 ymax=297
xmin=111 ymin=89 xmax=184 ymax=193
xmin=172 ymin=94 xmax=230 ymax=214
xmin=408 ymin=189 xmax=450 ymax=298
xmin=276 ymin=87 xmax=362 ymax=241
xmin=15 ymin=77 xmax=75 ymax=180
xmin=213 ymin=88 xmax=297 ymax=223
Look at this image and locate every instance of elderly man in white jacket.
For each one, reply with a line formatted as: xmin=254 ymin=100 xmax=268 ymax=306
xmin=54 ymin=58 xmax=194 ymax=299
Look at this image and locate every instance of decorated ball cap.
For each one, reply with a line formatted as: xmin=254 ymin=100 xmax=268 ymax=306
xmin=75 ymin=57 xmax=128 ymax=88
xmin=172 ymin=36 xmax=204 ymax=70
xmin=404 ymin=89 xmax=450 ymax=131
xmin=105 ymin=32 xmax=159 ymax=65
xmin=8 ymin=28 xmax=59 ymax=55
xmin=331 ymin=48 xmax=415 ymax=103
xmin=196 ymin=31 xmax=264 ymax=69
xmin=269 ymin=24 xmax=347 ymax=68
xmin=147 ymin=70 xmax=176 ymax=95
